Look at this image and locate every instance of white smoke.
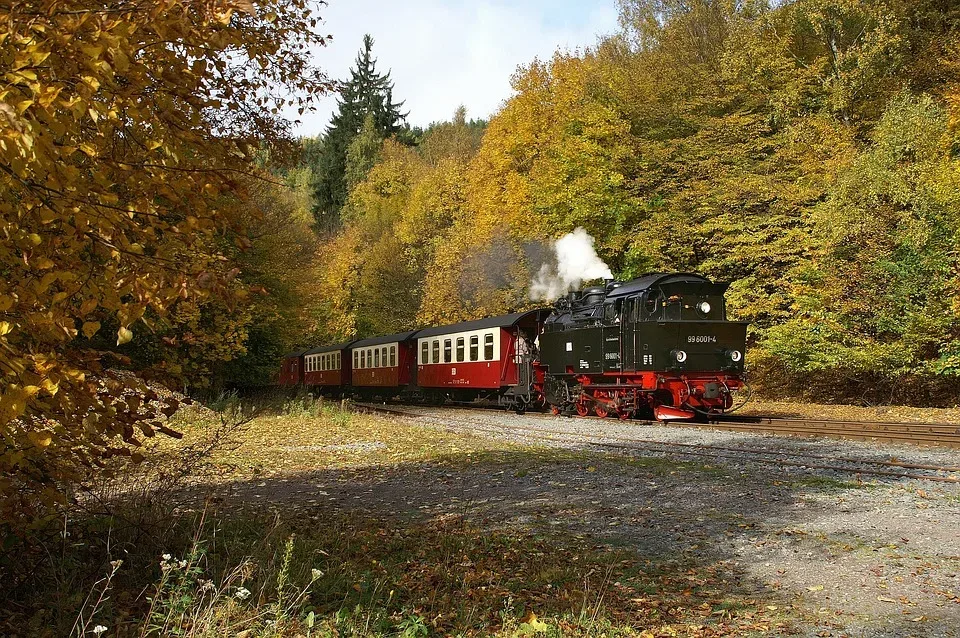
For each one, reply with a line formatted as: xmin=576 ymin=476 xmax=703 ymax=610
xmin=529 ymin=228 xmax=613 ymax=301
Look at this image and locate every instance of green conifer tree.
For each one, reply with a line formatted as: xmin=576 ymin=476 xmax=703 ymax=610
xmin=312 ymin=34 xmax=406 ymax=230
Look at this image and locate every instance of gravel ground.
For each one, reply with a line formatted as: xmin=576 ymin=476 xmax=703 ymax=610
xmin=217 ymin=406 xmax=960 ymax=638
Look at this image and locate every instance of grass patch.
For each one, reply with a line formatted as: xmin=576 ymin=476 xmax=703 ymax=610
xmin=156 ymin=396 xmax=517 ymax=479
xmin=5 ymin=507 xmax=789 ymax=637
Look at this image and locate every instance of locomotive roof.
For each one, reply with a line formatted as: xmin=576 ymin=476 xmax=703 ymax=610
xmin=350 ymin=330 xmax=420 ymax=348
xmin=304 ymin=341 xmax=356 ymax=355
xmin=415 ymin=309 xmax=551 ymax=338
xmin=605 ymin=272 xmax=723 ymax=298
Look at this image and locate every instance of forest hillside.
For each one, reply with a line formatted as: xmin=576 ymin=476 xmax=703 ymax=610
xmin=299 ymin=0 xmax=960 ymax=406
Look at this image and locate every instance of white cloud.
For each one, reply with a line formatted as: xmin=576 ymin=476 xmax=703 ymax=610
xmin=294 ymin=0 xmax=619 ymax=137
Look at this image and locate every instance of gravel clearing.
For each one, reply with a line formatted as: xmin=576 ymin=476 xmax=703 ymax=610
xmin=384 ymin=406 xmax=960 ymax=637
xmin=216 ymin=405 xmax=960 ymax=637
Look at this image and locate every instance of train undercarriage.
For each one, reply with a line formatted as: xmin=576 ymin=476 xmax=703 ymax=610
xmin=537 ymin=369 xmax=745 ymax=421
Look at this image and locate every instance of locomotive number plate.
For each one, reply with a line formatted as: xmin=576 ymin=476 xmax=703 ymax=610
xmin=687 ymin=335 xmax=717 ymax=343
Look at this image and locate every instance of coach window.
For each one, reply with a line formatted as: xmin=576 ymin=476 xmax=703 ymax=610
xmin=336 ymin=352 xmax=341 ymax=368
xmin=443 ymin=339 xmax=452 ymax=363
xmin=456 ymin=337 xmax=465 ymax=362
xmin=374 ymin=348 xmax=380 ymax=368
xmin=382 ymin=347 xmax=387 ymax=367
xmin=484 ymin=333 xmax=495 ymax=360
xmin=421 ymin=342 xmax=428 ymax=365
xmin=432 ymin=340 xmax=440 ymax=364
xmin=469 ymin=335 xmax=479 ymax=361
xmin=390 ymin=346 xmax=396 ymax=367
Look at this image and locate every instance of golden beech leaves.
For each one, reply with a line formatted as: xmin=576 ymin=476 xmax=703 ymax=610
xmin=0 ymin=0 xmax=328 ymax=526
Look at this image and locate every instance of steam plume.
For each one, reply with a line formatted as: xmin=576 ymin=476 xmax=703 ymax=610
xmin=529 ymin=228 xmax=613 ymax=301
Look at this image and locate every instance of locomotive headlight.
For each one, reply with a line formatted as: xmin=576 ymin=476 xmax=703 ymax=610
xmin=674 ymin=350 xmax=688 ymax=363
xmin=729 ymin=349 xmax=743 ymax=362
xmin=697 ymin=301 xmax=711 ymax=314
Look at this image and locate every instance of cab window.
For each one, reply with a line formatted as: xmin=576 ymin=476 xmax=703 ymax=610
xmin=644 ymin=291 xmax=661 ymax=316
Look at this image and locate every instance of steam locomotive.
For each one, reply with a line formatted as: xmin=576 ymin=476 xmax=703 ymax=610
xmin=279 ymin=272 xmax=747 ymax=420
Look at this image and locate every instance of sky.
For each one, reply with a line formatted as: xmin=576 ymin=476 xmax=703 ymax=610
xmin=295 ymin=0 xmax=620 ymax=137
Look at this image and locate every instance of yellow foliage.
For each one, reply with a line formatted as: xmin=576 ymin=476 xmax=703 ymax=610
xmin=0 ymin=0 xmax=327 ymax=525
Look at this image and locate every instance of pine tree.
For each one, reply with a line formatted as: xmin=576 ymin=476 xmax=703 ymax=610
xmin=312 ymin=34 xmax=406 ymax=230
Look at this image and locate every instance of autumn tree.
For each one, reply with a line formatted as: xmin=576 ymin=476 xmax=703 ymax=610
xmin=0 ymin=0 xmax=328 ymax=526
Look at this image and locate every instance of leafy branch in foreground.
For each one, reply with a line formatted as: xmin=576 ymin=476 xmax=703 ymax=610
xmin=0 ymin=0 xmax=329 ymax=529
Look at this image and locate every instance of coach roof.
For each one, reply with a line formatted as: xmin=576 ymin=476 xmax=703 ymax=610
xmin=415 ymin=309 xmax=550 ymax=339
xmin=304 ymin=341 xmax=355 ymax=355
xmin=350 ymin=330 xmax=420 ymax=348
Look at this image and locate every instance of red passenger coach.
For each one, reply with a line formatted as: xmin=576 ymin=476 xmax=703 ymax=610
xmin=415 ymin=311 xmax=549 ymax=401
xmin=303 ymin=342 xmax=353 ymax=392
xmin=279 ymin=350 xmax=306 ymax=386
xmin=349 ymin=331 xmax=418 ymax=394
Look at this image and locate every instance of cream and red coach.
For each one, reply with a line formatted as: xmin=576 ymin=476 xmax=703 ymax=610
xmin=415 ymin=310 xmax=549 ymax=408
xmin=349 ymin=331 xmax=419 ymax=395
xmin=302 ymin=342 xmax=353 ymax=392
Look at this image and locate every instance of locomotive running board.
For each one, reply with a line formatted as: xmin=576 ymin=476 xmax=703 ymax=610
xmin=654 ymin=405 xmax=697 ymax=421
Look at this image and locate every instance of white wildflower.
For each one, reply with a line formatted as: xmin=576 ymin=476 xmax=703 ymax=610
xmin=161 ymin=553 xmax=171 ymax=561
xmin=178 ymin=560 xmax=187 ymax=569
xmin=311 ymin=568 xmax=323 ymax=580
xmin=110 ymin=559 xmax=123 ymax=569
xmin=92 ymin=626 xmax=108 ymax=636
xmin=235 ymin=586 xmax=251 ymax=600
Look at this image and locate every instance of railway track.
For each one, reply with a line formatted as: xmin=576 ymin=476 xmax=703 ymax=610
xmin=354 ymin=400 xmax=960 ymax=449
xmin=704 ymin=414 xmax=960 ymax=448
xmin=352 ymin=402 xmax=960 ymax=484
